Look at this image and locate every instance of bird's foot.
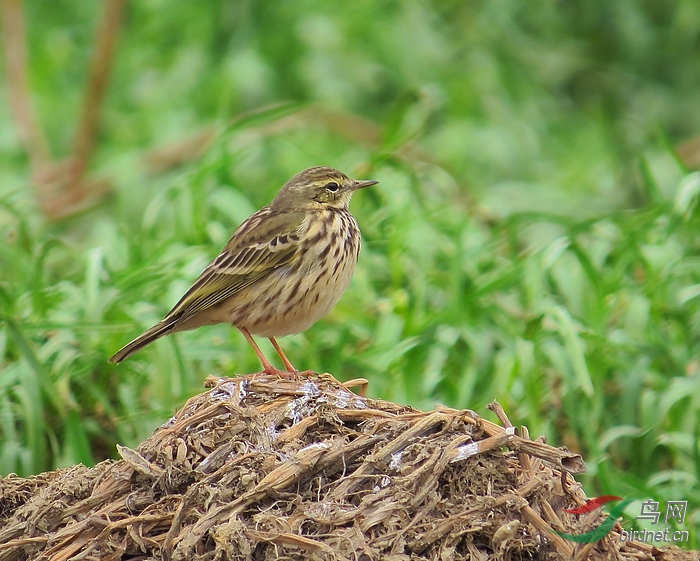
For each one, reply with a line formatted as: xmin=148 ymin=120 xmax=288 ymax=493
xmin=262 ymin=368 xmax=316 ymax=379
xmin=262 ymin=366 xmax=300 ymax=379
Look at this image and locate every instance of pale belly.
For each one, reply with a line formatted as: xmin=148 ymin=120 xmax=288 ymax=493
xmin=235 ymin=256 xmax=357 ymax=337
xmin=189 ymin=209 xmax=361 ymax=338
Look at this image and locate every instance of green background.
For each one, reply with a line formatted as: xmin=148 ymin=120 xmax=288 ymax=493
xmin=1 ymin=0 xmax=699 ymax=546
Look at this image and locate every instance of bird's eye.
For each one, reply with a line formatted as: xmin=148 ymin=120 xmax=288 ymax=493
xmin=325 ymin=182 xmax=339 ymax=193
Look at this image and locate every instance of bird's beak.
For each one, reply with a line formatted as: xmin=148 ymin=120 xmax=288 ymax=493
xmin=351 ymin=179 xmax=379 ymax=191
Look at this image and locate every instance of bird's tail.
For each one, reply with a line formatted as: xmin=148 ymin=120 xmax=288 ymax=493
xmin=109 ymin=319 xmax=176 ymax=364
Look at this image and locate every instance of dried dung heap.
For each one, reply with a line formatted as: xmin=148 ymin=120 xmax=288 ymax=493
xmin=0 ymin=374 xmax=695 ymax=561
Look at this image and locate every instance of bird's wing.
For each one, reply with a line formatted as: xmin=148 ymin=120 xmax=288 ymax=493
xmin=164 ymin=208 xmax=306 ymax=321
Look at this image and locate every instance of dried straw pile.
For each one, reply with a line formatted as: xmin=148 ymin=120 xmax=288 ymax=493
xmin=0 ymin=374 xmax=694 ymax=561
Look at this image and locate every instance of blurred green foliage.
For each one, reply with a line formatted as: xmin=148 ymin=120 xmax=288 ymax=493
xmin=1 ymin=0 xmax=700 ymax=547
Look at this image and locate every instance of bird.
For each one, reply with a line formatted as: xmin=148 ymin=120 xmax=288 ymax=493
xmin=109 ymin=166 xmax=378 ymax=375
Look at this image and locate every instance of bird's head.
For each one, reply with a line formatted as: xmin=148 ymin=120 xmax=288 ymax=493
xmin=270 ymin=166 xmax=378 ymax=212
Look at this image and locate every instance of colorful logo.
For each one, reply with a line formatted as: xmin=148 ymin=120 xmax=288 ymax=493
xmin=554 ymin=496 xmax=632 ymax=543
xmin=554 ymin=497 xmax=690 ymax=544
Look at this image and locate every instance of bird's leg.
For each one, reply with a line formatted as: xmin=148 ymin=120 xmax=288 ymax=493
xmin=269 ymin=337 xmax=316 ymax=378
xmin=238 ymin=327 xmax=289 ymax=376
xmin=268 ymin=337 xmax=296 ymax=372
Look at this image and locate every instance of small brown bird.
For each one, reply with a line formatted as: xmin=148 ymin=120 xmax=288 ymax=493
xmin=110 ymin=166 xmax=378 ymax=375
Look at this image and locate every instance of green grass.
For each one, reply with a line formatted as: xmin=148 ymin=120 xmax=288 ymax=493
xmin=2 ymin=0 xmax=700 ymax=548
